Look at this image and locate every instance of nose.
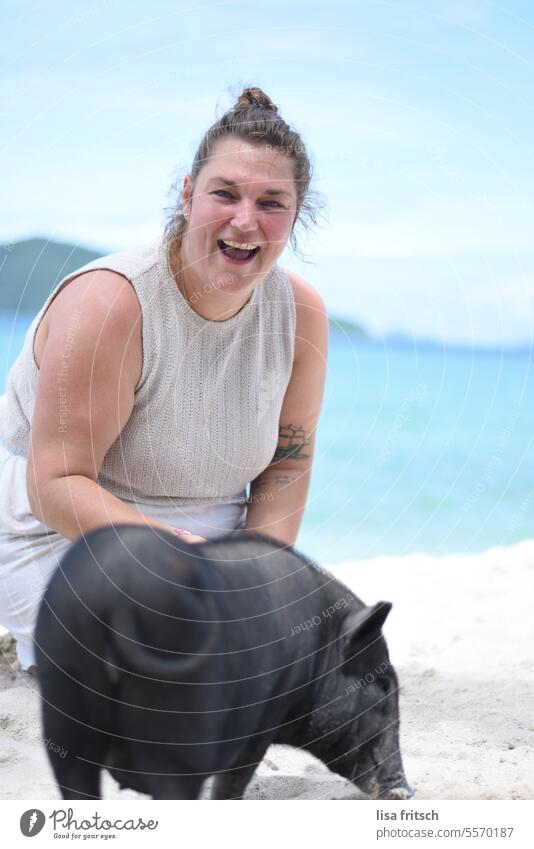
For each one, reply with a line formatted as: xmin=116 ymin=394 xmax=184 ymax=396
xmin=380 ymin=783 xmax=415 ymax=800
xmin=230 ymin=199 xmax=259 ymax=234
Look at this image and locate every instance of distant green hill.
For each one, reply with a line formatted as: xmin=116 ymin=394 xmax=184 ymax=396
xmin=0 ymin=238 xmax=101 ymax=312
xmin=0 ymin=238 xmax=368 ymax=336
xmin=328 ymin=316 xmax=367 ymax=336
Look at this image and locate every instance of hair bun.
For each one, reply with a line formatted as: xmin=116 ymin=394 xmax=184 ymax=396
xmin=235 ymin=86 xmax=279 ymax=113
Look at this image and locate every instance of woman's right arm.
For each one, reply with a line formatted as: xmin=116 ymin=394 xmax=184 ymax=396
xmin=26 ymin=269 xmax=204 ymax=543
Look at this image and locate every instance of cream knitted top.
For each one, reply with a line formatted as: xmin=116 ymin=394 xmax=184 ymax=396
xmin=1 ymin=237 xmax=296 ymax=507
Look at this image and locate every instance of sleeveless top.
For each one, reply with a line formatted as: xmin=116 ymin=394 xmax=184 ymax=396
xmin=0 ymin=236 xmax=296 ymax=509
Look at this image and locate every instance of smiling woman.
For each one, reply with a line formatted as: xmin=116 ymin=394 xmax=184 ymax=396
xmin=0 ymin=85 xmax=328 ymax=671
xmin=165 ymin=88 xmax=321 ymax=321
xmin=169 ymin=133 xmax=299 ymax=320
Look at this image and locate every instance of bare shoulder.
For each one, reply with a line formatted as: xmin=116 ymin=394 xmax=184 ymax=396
xmin=283 ymin=269 xmax=328 ymax=359
xmin=45 ymin=269 xmax=141 ymax=326
xmin=284 ymin=268 xmax=326 ymax=314
xmin=35 ymin=269 xmax=142 ymax=369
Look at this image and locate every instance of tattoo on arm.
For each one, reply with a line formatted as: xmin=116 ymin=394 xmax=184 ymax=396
xmin=249 ymin=470 xmax=298 ymax=498
xmin=270 ymin=424 xmax=311 ymax=463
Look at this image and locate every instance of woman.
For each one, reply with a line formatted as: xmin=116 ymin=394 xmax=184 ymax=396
xmin=0 ymin=86 xmax=328 ymax=672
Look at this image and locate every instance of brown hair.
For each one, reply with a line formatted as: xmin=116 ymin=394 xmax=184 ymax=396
xmin=163 ymin=86 xmax=323 ymax=255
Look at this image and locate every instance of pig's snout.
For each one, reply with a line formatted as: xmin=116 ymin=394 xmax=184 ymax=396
xmin=356 ymin=770 xmax=415 ymax=801
xmin=379 ymin=782 xmax=415 ymax=800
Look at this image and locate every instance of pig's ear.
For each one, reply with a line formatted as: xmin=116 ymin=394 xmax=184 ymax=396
xmin=344 ymin=601 xmax=392 ymax=647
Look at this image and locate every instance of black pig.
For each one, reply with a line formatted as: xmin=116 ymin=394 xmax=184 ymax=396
xmin=35 ymin=526 xmax=413 ymax=801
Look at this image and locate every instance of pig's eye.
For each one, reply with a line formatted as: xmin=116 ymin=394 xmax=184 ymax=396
xmin=376 ymin=677 xmax=391 ymax=695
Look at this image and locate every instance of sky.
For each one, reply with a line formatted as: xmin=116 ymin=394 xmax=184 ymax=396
xmin=2 ymin=0 xmax=534 ymax=344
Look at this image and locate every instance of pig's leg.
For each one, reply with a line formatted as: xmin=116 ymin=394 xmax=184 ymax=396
xmin=150 ymin=775 xmax=204 ymax=800
xmin=211 ymin=747 xmax=277 ymax=800
xmin=55 ymin=758 xmax=101 ymax=800
xmin=210 ymin=738 xmax=274 ymax=799
xmin=210 ymin=764 xmax=260 ymax=800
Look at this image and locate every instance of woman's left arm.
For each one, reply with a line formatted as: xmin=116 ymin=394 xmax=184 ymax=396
xmin=245 ymin=271 xmax=328 ymax=547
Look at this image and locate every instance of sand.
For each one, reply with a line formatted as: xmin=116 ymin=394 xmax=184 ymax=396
xmin=1 ymin=539 xmax=533 ymax=801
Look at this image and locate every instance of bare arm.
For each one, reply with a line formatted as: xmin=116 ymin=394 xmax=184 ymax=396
xmin=27 ymin=270 xmax=203 ymax=542
xmin=245 ymin=272 xmax=328 ymax=546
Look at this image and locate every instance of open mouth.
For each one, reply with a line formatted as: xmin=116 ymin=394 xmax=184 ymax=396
xmin=217 ymin=239 xmax=261 ymax=263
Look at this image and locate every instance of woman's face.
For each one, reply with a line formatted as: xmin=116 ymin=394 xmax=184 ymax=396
xmin=180 ymin=136 xmax=298 ymax=299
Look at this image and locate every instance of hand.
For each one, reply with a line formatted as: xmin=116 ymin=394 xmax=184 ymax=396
xmin=173 ymin=529 xmax=207 ymax=544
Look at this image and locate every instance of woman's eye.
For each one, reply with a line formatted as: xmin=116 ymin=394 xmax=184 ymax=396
xmin=210 ymin=191 xmax=284 ymax=208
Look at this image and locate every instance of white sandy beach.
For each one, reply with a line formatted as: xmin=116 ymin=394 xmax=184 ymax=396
xmin=1 ymin=539 xmax=533 ymax=801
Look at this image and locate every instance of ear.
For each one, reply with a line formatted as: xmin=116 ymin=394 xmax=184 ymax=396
xmin=343 ymin=601 xmax=392 ymax=655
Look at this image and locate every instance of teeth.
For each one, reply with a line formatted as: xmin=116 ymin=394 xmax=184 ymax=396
xmin=221 ymin=239 xmax=259 ymax=251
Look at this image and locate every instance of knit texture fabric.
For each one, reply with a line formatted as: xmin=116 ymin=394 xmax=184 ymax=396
xmin=1 ymin=237 xmax=296 ymax=506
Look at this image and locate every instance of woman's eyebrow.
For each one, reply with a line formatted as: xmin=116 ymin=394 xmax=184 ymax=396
xmin=207 ymin=177 xmax=292 ymax=197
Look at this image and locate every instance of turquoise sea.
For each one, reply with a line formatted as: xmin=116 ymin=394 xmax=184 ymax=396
xmin=1 ymin=312 xmax=533 ymax=565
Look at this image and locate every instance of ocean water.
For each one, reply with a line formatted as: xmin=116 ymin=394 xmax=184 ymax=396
xmin=1 ymin=311 xmax=533 ymax=564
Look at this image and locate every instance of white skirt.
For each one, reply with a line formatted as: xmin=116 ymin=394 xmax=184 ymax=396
xmin=0 ymin=437 xmax=246 ymax=671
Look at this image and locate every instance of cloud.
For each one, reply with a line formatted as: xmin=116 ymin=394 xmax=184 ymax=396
xmin=311 ymin=193 xmax=534 ymax=259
